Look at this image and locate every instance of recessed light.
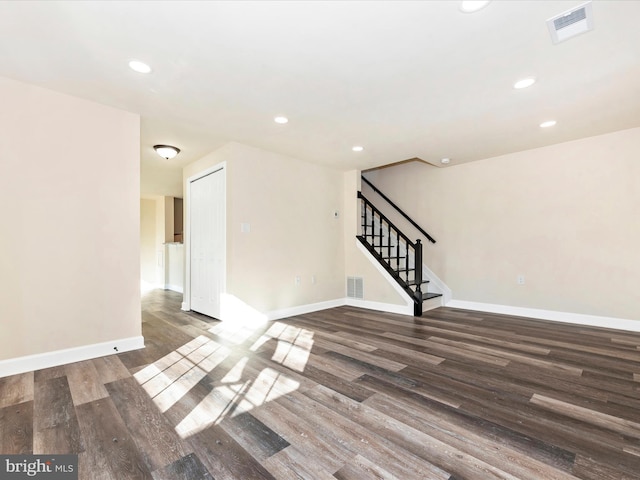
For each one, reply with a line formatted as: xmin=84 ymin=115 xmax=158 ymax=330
xmin=459 ymin=1 xmax=491 ymax=13
xmin=540 ymin=120 xmax=557 ymax=128
xmin=128 ymin=60 xmax=152 ymax=74
xmin=514 ymin=77 xmax=536 ymax=89
xmin=274 ymin=116 xmax=289 ymax=124
xmin=352 ymin=146 xmax=364 ymax=152
xmin=440 ymin=158 xmax=451 ymax=164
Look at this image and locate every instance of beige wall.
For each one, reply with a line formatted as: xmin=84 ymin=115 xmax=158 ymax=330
xmin=365 ymin=127 xmax=640 ymax=320
xmin=0 ymin=76 xmax=141 ymax=361
xmin=141 ymin=162 xmax=183 ymax=199
xmin=184 ymin=142 xmax=345 ymax=314
xmin=140 ymin=198 xmax=157 ymax=285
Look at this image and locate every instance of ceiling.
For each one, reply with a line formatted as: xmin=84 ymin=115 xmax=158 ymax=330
xmin=1 ymin=1 xmax=639 ymax=196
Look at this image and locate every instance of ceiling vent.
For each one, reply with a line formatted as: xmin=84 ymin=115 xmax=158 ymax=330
xmin=546 ymin=1 xmax=594 ymax=44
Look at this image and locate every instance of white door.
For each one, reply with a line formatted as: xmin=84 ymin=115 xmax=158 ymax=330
xmin=189 ymin=167 xmax=225 ymax=318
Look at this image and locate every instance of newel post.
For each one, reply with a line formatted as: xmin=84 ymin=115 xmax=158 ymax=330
xmin=414 ymin=239 xmax=423 ymax=299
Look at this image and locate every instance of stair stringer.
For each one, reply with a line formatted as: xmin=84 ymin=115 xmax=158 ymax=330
xmin=354 ymin=240 xmax=414 ymax=316
xmin=421 ymin=262 xmax=452 ymax=306
xmin=366 ymin=215 xmax=449 ymax=305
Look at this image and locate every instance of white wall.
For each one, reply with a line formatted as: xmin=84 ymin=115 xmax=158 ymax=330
xmin=365 ymin=127 xmax=640 ymax=322
xmin=0 ymin=76 xmax=141 ymax=364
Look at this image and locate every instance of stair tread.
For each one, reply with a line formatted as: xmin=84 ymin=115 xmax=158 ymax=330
xmin=405 ymin=279 xmax=430 ymax=286
xmin=421 ymin=292 xmax=443 ymax=300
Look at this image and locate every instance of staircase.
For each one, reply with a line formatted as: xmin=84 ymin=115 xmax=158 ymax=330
xmin=357 ymin=190 xmax=442 ymax=316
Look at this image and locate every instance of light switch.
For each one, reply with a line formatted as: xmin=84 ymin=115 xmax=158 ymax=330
xmin=241 ymin=223 xmax=251 ymax=233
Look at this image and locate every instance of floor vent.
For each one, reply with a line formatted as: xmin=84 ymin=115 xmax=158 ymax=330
xmin=347 ymin=277 xmax=364 ymax=299
xmin=547 ymin=1 xmax=593 ymax=44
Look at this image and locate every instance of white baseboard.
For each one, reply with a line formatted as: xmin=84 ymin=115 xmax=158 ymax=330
xmin=267 ymin=299 xmax=346 ymax=321
xmin=164 ymin=284 xmax=184 ymax=294
xmin=344 ymin=298 xmax=413 ymax=316
xmin=446 ymin=300 xmax=640 ymax=332
xmin=183 ymin=296 xmax=415 ymax=322
xmin=0 ymin=336 xmax=145 ymax=378
xmin=267 ymin=297 xmax=414 ymax=319
xmin=267 ymin=296 xmax=432 ymax=318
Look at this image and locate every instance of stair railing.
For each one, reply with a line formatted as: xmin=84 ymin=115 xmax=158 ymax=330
xmin=358 ymin=192 xmax=423 ymax=304
xmin=361 ymin=175 xmax=436 ymax=244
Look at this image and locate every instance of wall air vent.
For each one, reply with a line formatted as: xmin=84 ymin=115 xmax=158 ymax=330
xmin=546 ymin=1 xmax=594 ymax=44
xmin=347 ymin=277 xmax=364 ymax=299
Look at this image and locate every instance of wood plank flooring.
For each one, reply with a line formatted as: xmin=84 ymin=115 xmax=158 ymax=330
xmin=2 ymin=289 xmax=640 ymax=479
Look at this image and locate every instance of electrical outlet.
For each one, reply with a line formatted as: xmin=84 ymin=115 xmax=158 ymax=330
xmin=295 ymin=275 xmax=301 ymax=286
xmin=311 ymin=275 xmax=316 ymax=284
xmin=517 ymin=275 xmax=525 ymax=285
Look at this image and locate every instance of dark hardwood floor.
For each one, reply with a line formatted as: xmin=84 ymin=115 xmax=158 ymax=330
xmin=2 ymin=289 xmax=640 ymax=479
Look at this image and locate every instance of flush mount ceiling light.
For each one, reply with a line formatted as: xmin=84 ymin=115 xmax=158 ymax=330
xmin=352 ymin=146 xmax=364 ymax=152
xmin=540 ymin=120 xmax=557 ymax=128
xmin=459 ymin=1 xmax=491 ymax=13
xmin=274 ymin=116 xmax=289 ymax=124
xmin=128 ymin=59 xmax=152 ymax=74
xmin=153 ymin=145 xmax=180 ymax=159
xmin=514 ymin=77 xmax=536 ymax=89
xmin=440 ymin=158 xmax=451 ymax=164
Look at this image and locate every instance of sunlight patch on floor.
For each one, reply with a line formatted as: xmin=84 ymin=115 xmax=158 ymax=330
xmin=221 ymin=356 xmax=249 ymax=383
xmin=175 ymin=368 xmax=300 ymax=438
xmin=134 ymin=335 xmax=231 ymax=412
xmin=209 ymin=321 xmax=264 ymax=345
xmin=135 ymin=316 xmax=314 ymax=440
xmin=251 ymin=322 xmax=315 ymax=372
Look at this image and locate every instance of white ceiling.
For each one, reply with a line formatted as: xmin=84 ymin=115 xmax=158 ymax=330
xmin=1 ymin=1 xmax=639 ymax=196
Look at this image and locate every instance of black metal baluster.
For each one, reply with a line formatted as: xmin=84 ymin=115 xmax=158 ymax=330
xmin=414 ymin=239 xmax=423 ymax=316
xmin=396 ymin=229 xmax=400 ymax=271
xmin=360 ymin=198 xmax=365 ymax=236
xmin=376 ymin=210 xmax=381 ymax=251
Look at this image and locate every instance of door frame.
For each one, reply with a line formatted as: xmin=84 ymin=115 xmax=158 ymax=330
xmin=182 ymin=161 xmax=226 ymax=313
